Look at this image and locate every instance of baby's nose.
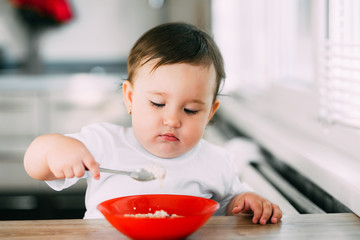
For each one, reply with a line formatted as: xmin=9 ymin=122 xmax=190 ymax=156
xmin=163 ymin=112 xmax=181 ymax=128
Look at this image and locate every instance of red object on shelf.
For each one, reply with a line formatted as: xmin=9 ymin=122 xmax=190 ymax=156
xmin=97 ymin=194 xmax=219 ymax=240
xmin=9 ymin=0 xmax=73 ymax=24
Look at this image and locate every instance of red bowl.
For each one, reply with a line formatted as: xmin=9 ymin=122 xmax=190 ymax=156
xmin=97 ymin=194 xmax=219 ymax=240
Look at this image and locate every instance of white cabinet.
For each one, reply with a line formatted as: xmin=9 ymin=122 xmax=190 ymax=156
xmin=0 ymin=91 xmax=41 ymax=136
xmin=0 ymin=74 xmax=128 ymax=192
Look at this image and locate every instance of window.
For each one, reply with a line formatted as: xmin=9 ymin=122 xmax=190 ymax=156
xmin=212 ymin=0 xmax=268 ymax=92
xmin=212 ymin=0 xmax=360 ymax=158
xmin=212 ymin=0 xmax=314 ymax=93
xmin=267 ymin=0 xmax=314 ymax=88
xmin=319 ymin=0 xmax=360 ymax=129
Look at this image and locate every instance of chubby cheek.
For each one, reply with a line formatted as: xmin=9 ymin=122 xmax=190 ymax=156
xmin=182 ymin=118 xmax=207 ymax=145
xmin=131 ymin=106 xmax=164 ymax=144
xmin=132 ymin=110 xmax=158 ymax=134
xmin=131 ymin=117 xmax=153 ymax=152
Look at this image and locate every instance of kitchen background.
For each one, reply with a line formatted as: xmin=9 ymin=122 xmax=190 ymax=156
xmin=1 ymin=0 xmax=359 ymax=220
xmin=0 ymin=0 xmax=214 ymax=220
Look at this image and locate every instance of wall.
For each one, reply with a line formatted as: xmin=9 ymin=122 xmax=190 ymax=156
xmin=0 ymin=0 xmax=211 ymax=68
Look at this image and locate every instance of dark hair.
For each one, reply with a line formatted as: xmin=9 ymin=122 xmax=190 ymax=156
xmin=127 ymin=22 xmax=225 ymax=100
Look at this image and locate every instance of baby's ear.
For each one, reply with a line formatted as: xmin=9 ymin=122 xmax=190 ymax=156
xmin=122 ymin=80 xmax=134 ymax=112
xmin=207 ymin=99 xmax=220 ymax=123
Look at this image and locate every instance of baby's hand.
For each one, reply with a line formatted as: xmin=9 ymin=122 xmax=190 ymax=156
xmin=46 ymin=135 xmax=100 ymax=180
xmin=230 ymin=192 xmax=282 ymax=224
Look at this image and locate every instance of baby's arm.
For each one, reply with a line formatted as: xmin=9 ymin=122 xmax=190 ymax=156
xmin=24 ymin=134 xmax=100 ymax=181
xmin=226 ymin=192 xmax=282 ymax=224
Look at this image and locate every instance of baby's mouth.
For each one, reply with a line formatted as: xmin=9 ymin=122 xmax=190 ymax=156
xmin=160 ymin=133 xmax=179 ymax=142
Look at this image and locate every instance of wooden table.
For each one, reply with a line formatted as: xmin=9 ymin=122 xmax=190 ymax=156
xmin=0 ymin=213 xmax=359 ymax=239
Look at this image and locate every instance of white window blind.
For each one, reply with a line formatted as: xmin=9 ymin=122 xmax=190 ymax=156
xmin=319 ymin=0 xmax=360 ymax=128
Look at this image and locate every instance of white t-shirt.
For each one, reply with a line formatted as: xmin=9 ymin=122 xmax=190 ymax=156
xmin=47 ymin=122 xmax=252 ymax=219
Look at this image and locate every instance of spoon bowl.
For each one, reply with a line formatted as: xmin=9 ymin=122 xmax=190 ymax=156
xmin=129 ymin=168 xmax=156 ymax=181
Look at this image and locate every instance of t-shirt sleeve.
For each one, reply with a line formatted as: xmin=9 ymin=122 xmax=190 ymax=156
xmin=46 ymin=176 xmax=81 ymax=191
xmin=214 ymin=154 xmax=253 ymax=216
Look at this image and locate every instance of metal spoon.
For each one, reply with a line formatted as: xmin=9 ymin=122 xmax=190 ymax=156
xmin=99 ymin=167 xmax=156 ymax=181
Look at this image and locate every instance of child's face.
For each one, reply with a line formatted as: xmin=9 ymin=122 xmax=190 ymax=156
xmin=123 ymin=61 xmax=219 ymax=158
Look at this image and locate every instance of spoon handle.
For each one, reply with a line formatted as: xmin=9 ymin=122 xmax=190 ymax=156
xmin=99 ymin=167 xmax=131 ymax=176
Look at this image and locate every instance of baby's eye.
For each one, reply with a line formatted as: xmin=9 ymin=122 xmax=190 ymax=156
xmin=150 ymin=101 xmax=165 ymax=108
xmin=184 ymin=108 xmax=198 ymax=115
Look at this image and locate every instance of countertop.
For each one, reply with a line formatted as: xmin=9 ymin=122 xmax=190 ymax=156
xmin=1 ymin=213 xmax=359 ymax=239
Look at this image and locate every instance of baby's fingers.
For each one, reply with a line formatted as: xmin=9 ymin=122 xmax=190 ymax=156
xmin=83 ymin=155 xmax=100 ymax=180
xmin=251 ymin=200 xmax=263 ymax=224
xmin=63 ymin=168 xmax=76 ymax=179
xmin=73 ymin=163 xmax=86 ymax=178
xmin=259 ymin=201 xmax=273 ymax=225
xmin=51 ymin=169 xmax=66 ymax=179
xmin=232 ymin=198 xmax=245 ymax=214
xmin=270 ymin=204 xmax=282 ymax=224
